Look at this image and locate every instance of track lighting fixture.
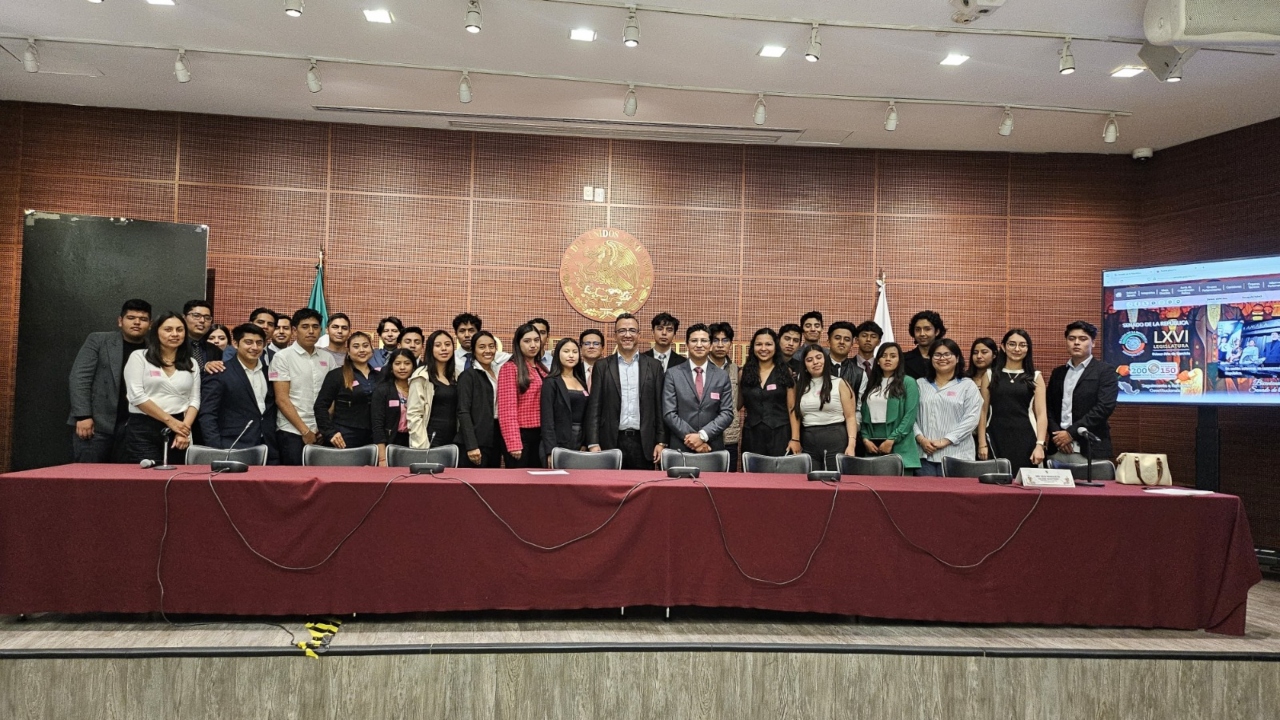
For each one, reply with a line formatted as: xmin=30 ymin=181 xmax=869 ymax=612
xmin=174 ymin=49 xmax=190 ymax=83
xmin=998 ymin=107 xmax=1013 ymax=136
xmin=623 ymin=7 xmax=640 ymax=48
xmin=306 ymin=60 xmax=322 ymax=93
xmin=1059 ymin=38 xmax=1075 ymax=75
xmin=284 ymin=0 xmax=303 ymax=18
xmin=884 ymin=102 xmax=898 ymax=132
xmin=753 ymin=94 xmax=767 ymax=125
xmin=465 ymin=0 xmax=482 ymax=33
xmin=1103 ymin=113 xmax=1118 ymax=143
xmin=805 ymin=24 xmax=821 ymax=63
xmin=623 ymin=84 xmax=637 ymax=116
xmin=22 ymin=39 xmax=38 ymax=73
xmin=459 ymin=71 xmax=472 ymax=103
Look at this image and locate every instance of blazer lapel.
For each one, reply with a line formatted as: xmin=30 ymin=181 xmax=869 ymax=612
xmin=107 ymin=333 xmax=124 ymax=381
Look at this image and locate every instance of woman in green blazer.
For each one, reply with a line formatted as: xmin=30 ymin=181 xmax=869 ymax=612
xmin=858 ymin=343 xmax=922 ymax=471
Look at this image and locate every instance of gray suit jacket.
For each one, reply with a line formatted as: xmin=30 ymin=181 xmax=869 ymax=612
xmin=67 ymin=331 xmax=129 ymax=433
xmin=662 ymin=361 xmax=735 ymax=451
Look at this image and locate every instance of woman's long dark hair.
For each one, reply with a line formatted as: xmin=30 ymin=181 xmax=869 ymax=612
xmin=793 ymin=344 xmax=834 ymax=422
xmin=547 ymin=337 xmax=587 ymax=386
xmin=991 ymin=328 xmax=1037 ymax=391
xmin=513 ymin=323 xmax=545 ymax=393
xmin=341 ymin=331 xmax=374 ymax=390
xmin=966 ymin=337 xmax=1000 ymax=380
xmin=144 ymin=312 xmax=193 ymax=370
xmin=377 ymin=349 xmax=418 ymax=387
xmin=925 ymin=338 xmax=966 ymax=382
xmin=741 ymin=328 xmax=793 ymax=389
xmin=424 ymin=330 xmax=457 ymax=384
xmin=862 ymin=342 xmax=906 ymax=404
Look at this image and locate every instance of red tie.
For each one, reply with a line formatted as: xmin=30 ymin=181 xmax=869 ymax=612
xmin=694 ymin=366 xmax=704 ymax=400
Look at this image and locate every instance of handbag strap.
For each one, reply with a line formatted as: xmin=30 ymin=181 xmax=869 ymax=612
xmin=1132 ymin=455 xmax=1165 ymax=486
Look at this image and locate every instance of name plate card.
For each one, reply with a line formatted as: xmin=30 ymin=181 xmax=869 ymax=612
xmin=1017 ymin=468 xmax=1076 ymax=487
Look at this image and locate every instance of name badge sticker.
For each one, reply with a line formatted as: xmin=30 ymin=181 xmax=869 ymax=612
xmin=710 ymin=392 xmax=721 ymax=400
xmin=149 ymin=369 xmax=162 ymax=378
xmin=320 ymin=361 xmax=328 ymax=367
xmin=388 ymin=400 xmax=400 ymax=407
xmin=268 ymin=371 xmax=280 ymax=380
xmin=766 ymin=383 xmax=777 ymax=391
xmin=946 ymin=391 xmax=957 ymax=397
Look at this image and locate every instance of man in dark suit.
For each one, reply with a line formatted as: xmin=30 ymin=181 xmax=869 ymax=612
xmin=585 ymin=313 xmax=667 ymax=469
xmin=67 ymin=299 xmax=152 ymax=462
xmin=642 ymin=311 xmax=687 ymax=371
xmin=1047 ymin=321 xmax=1120 ymax=460
xmin=198 ymin=324 xmax=277 ymax=462
xmin=827 ymin=321 xmax=866 ymax=404
xmin=1264 ymin=332 xmax=1280 ymax=367
xmin=662 ymin=324 xmax=736 ymax=453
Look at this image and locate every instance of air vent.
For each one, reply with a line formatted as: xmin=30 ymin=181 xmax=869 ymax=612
xmin=313 ymin=106 xmax=801 ymax=145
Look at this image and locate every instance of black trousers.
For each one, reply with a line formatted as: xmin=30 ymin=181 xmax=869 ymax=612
xmin=801 ymin=422 xmax=848 ymax=472
xmin=71 ymin=422 xmax=128 ymax=463
xmin=123 ymin=413 xmax=187 ymax=465
xmin=724 ymin=442 xmax=739 ymax=473
xmin=617 ymin=430 xmax=653 ymax=470
xmin=277 ymin=430 xmax=305 ymax=466
xmin=331 ymin=423 xmax=372 ymax=448
xmin=504 ymin=427 xmax=544 ymax=468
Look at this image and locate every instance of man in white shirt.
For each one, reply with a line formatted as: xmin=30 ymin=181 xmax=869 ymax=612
xmin=643 ymin=312 xmax=687 ymax=370
xmin=530 ymin=317 xmax=554 ymax=370
xmin=270 ymin=309 xmax=330 ymax=465
xmin=199 ymin=324 xmax=277 ymax=460
xmin=1047 ymin=320 xmax=1119 ymax=461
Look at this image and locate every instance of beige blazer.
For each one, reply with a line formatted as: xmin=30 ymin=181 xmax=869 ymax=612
xmin=406 ymin=366 xmax=437 ymax=449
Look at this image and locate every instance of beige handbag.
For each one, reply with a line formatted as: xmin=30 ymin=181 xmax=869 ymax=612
xmin=1115 ymin=453 xmax=1172 ymax=486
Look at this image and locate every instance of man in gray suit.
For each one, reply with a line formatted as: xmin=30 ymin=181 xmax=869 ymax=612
xmin=67 ymin=299 xmax=152 ymax=462
xmin=662 ymin=324 xmax=736 ymax=453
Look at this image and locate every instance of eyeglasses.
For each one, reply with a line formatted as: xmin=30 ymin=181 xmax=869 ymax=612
xmin=932 ymin=352 xmax=956 ymax=360
xmin=185 ymin=312 xmax=212 ymax=321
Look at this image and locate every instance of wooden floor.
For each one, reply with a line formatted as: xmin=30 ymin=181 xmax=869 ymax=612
xmin=4 ymin=578 xmax=1280 ymax=658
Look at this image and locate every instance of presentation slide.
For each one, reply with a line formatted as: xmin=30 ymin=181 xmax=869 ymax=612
xmin=1102 ymin=256 xmax=1280 ymax=405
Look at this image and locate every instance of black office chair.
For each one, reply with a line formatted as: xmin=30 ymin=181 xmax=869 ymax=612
xmin=942 ymin=457 xmax=1012 ymax=478
xmin=835 ymin=453 xmax=904 ymax=477
xmin=1047 ymin=458 xmax=1117 ymax=481
xmin=185 ymin=444 xmax=269 ymax=467
xmin=660 ymin=449 xmax=730 ymax=472
xmin=387 ymin=444 xmax=460 ymax=468
xmin=302 ymin=444 xmax=379 ymax=467
xmin=550 ymin=448 xmax=624 ymax=470
xmin=740 ymin=452 xmax=812 ymax=475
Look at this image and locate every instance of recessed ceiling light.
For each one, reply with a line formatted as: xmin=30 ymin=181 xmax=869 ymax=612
xmin=940 ymin=53 xmax=970 ymax=66
xmin=570 ymin=28 xmax=597 ymax=42
xmin=363 ymin=8 xmax=393 ymax=23
xmin=1110 ymin=66 xmax=1145 ymax=78
xmin=758 ymin=45 xmax=786 ymax=58
xmin=146 ymin=0 xmax=176 ymax=5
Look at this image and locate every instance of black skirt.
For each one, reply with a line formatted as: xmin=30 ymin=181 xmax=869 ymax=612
xmin=123 ymin=413 xmax=187 ymax=465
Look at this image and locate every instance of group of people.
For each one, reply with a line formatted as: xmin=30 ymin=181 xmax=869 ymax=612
xmin=69 ymin=299 xmax=1119 ymax=475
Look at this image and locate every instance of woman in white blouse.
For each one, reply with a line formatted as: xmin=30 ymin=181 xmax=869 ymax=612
xmin=794 ymin=345 xmax=858 ymax=471
xmin=913 ymin=338 xmax=983 ymax=477
xmin=122 ymin=312 xmax=201 ymax=464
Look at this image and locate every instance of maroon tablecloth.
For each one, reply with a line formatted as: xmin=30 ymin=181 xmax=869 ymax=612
xmin=0 ymin=465 xmax=1261 ymax=634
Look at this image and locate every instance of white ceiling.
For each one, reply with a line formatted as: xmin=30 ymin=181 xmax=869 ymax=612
xmin=2 ymin=0 xmax=1279 ymax=154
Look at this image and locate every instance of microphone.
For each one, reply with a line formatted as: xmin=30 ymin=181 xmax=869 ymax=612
xmin=154 ymin=427 xmax=177 ymax=470
xmin=139 ymin=459 xmax=156 ymax=469
xmin=212 ymin=420 xmax=254 ymax=473
xmin=1076 ymin=426 xmax=1102 ymax=443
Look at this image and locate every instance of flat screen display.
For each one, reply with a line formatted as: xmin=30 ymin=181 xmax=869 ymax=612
xmin=1102 ymin=256 xmax=1280 ymax=405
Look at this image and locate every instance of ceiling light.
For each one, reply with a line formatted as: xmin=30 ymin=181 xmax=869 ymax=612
xmin=459 ymin=71 xmax=472 ymax=103
xmin=285 ymin=0 xmax=303 ymax=18
xmin=805 ymin=24 xmax=821 ymax=63
xmin=1103 ymin=113 xmax=1119 ymax=144
xmin=623 ymin=84 xmax=637 ymax=116
xmin=884 ymin=102 xmax=898 ymax=132
xmin=22 ymin=39 xmax=37 ymax=73
xmin=174 ymin=50 xmax=190 ymax=83
xmin=465 ymin=0 xmax=482 ymax=33
xmin=997 ymin=107 xmax=1013 ymax=137
xmin=758 ymin=45 xmax=786 ymax=58
xmin=1166 ymin=65 xmax=1183 ymax=82
xmin=306 ymin=60 xmax=321 ymax=93
xmin=363 ymin=8 xmax=393 ymax=23
xmin=1059 ymin=38 xmax=1075 ymax=75
xmin=87 ymin=0 xmax=103 ymax=4
xmin=146 ymin=0 xmax=176 ymax=5
xmin=623 ymin=8 xmax=640 ymax=48
xmin=1110 ymin=66 xmax=1145 ymax=78
xmin=940 ymin=53 xmax=969 ymax=66
xmin=1138 ymin=41 xmax=1196 ymax=83
xmin=753 ymin=94 xmax=767 ymax=126
xmin=570 ymin=28 xmax=597 ymax=42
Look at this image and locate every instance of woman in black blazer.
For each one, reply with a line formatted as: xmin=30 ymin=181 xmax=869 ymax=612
xmin=314 ymin=332 xmax=376 ymax=448
xmin=457 ymin=331 xmax=504 ymax=467
xmin=540 ymin=337 xmax=589 ymax=464
xmin=371 ymin=348 xmax=416 ymax=466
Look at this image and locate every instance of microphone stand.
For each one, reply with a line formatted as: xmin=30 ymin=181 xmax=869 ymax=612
xmin=155 ymin=427 xmax=177 ymax=471
xmin=1077 ymin=427 xmax=1103 ymax=487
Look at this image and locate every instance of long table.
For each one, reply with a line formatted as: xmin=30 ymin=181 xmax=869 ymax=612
xmin=0 ymin=465 xmax=1261 ymax=635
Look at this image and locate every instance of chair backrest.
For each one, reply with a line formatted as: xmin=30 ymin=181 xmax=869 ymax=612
xmin=386 ymin=444 xmax=460 ymax=468
xmin=660 ymin=448 xmax=730 ymax=472
xmin=942 ymin=457 xmax=1012 ymax=478
xmin=1047 ymin=458 xmax=1117 ymax=481
xmin=185 ymin=444 xmax=269 ymax=467
xmin=741 ymin=452 xmax=812 ymax=475
xmin=835 ymin=453 xmax=904 ymax=477
xmin=302 ymin=444 xmax=380 ymax=467
xmin=550 ymin=447 xmax=623 ymax=470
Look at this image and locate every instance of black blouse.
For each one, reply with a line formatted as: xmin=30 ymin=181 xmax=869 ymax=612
xmin=314 ymin=366 xmax=375 ymax=437
xmin=741 ymin=365 xmax=791 ymax=429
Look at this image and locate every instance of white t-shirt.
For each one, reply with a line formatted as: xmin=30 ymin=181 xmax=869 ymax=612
xmin=269 ymin=343 xmax=334 ymax=434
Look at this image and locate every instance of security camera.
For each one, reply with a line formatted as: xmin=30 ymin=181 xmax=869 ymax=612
xmin=1132 ymin=147 xmax=1154 ymax=161
xmin=950 ymin=0 xmax=1007 ymax=24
